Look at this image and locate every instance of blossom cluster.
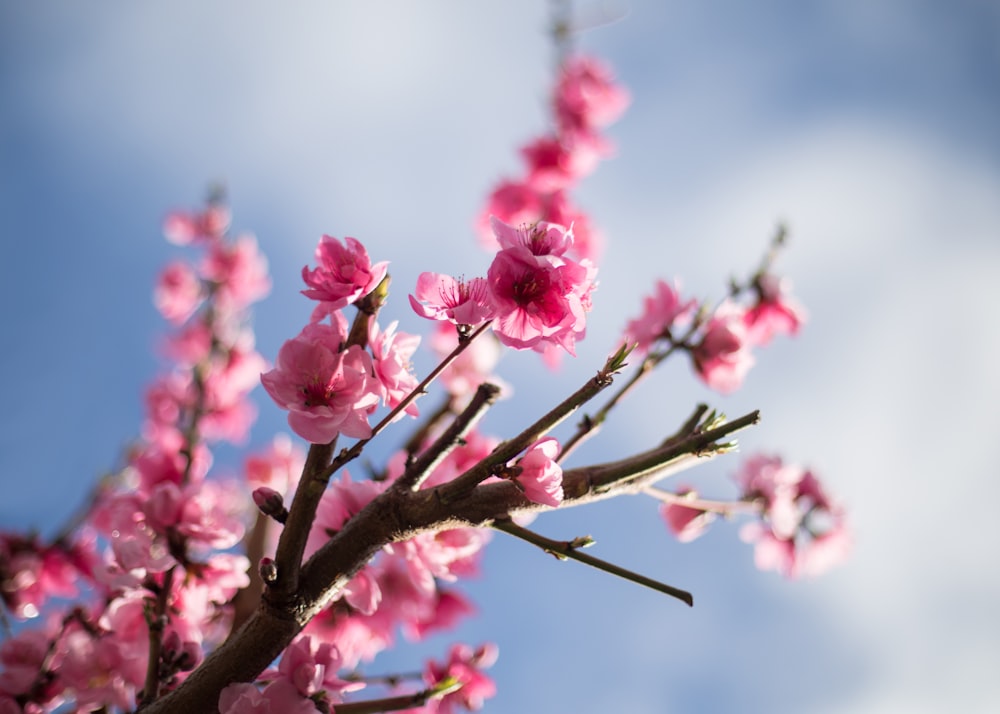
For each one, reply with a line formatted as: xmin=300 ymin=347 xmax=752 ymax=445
xmin=0 ymin=202 xmax=270 ymax=711
xmin=477 ymin=55 xmax=629 ymax=263
xmin=0 ymin=47 xmax=850 ymax=714
xmin=621 ymin=269 xmax=806 ymax=394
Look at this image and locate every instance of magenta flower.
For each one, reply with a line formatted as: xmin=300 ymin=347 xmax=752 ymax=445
xmin=520 ymin=134 xmax=603 ymax=192
xmin=744 ymin=273 xmax=807 ymax=346
xmin=261 ymin=322 xmax=381 ymax=444
xmin=409 ymin=273 xmax=495 ymax=326
xmin=486 ymin=224 xmax=595 ymax=355
xmin=515 ymin=438 xmax=564 ymax=507
xmin=622 ymin=279 xmax=697 ymax=355
xmin=301 ymin=235 xmax=388 ymax=312
xmin=692 ymin=301 xmax=755 ymax=393
xmin=554 ymin=55 xmax=630 ymax=134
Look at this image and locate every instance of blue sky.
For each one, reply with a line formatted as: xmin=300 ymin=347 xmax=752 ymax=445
xmin=2 ymin=2 xmax=999 ymax=712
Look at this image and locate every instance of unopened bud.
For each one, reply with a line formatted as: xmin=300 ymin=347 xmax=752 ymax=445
xmin=259 ymin=557 xmax=278 ymax=584
xmin=252 ymin=487 xmax=288 ymax=523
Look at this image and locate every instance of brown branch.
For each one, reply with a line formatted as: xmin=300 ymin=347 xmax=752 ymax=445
xmin=142 ymin=409 xmax=759 ymax=714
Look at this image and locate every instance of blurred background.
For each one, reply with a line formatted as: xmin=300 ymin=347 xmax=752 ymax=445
xmin=2 ymin=1 xmax=998 ymax=712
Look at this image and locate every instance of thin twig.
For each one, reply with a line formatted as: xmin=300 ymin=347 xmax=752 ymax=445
xmin=493 ymin=519 xmax=693 ymax=606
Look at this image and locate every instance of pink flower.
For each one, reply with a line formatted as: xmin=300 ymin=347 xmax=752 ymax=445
xmin=542 ymin=190 xmax=602 ymax=262
xmin=554 ymin=55 xmax=630 ymax=134
xmin=515 ymin=438 xmax=564 ymax=507
xmin=692 ymin=301 xmax=755 ymax=393
xmin=424 ymin=643 xmax=498 ymax=714
xmin=744 ymin=273 xmax=807 ymax=346
xmin=486 ymin=219 xmax=596 ymax=354
xmin=409 ymin=273 xmax=495 ymax=326
xmin=201 ymin=234 xmax=271 ymax=312
xmin=475 ymin=180 xmax=545 ymax=250
xmin=154 ymin=261 xmax=204 ymax=325
xmin=489 ymin=215 xmax=574 ymax=257
xmin=245 ymin=434 xmax=304 ymax=497
xmin=163 ymin=204 xmax=230 ymax=245
xmin=659 ymin=489 xmax=715 ymax=543
xmin=261 ymin=322 xmax=381 ymax=444
xmin=622 ymin=279 xmax=697 ymax=355
xmin=301 ymin=235 xmax=388 ymax=312
xmin=735 ymin=455 xmax=850 ymax=578
xmin=369 ymin=320 xmax=421 ymax=417
xmin=520 ymin=135 xmax=603 ymax=192
xmin=273 ymin=635 xmax=358 ymax=700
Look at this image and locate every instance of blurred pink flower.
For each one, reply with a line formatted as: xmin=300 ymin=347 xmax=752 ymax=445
xmin=692 ymin=301 xmax=755 ymax=393
xmin=744 ymin=273 xmax=807 ymax=346
xmin=622 ymin=279 xmax=697 ymax=355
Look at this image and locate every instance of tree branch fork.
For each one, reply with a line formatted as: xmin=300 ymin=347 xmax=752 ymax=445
xmin=143 ymin=376 xmax=758 ymax=713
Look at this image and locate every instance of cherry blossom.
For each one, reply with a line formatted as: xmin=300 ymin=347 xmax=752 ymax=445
xmin=622 ymin=279 xmax=697 ymax=355
xmin=659 ymin=489 xmax=716 ymax=543
xmin=486 ymin=218 xmax=596 ymax=354
xmin=692 ymin=301 xmax=755 ymax=393
xmin=735 ymin=455 xmax=850 ymax=578
xmin=154 ymin=261 xmax=204 ymax=325
xmin=163 ymin=204 xmax=230 ymax=245
xmin=301 ymin=235 xmax=388 ymax=312
xmin=260 ymin=322 xmax=381 ymax=444
xmin=409 ymin=273 xmax=495 ymax=326
xmin=744 ymin=272 xmax=807 ymax=346
xmin=554 ymin=55 xmax=630 ymax=135
xmin=423 ymin=643 xmax=498 ymax=714
xmin=514 ymin=438 xmax=564 ymax=507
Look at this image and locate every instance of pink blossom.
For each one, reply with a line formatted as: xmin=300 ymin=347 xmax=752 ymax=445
xmin=735 ymin=455 xmax=850 ymax=578
xmin=409 ymin=273 xmax=495 ymax=326
xmin=163 ymin=204 xmax=230 ymax=245
xmin=220 ymin=682 xmax=321 ymax=714
xmin=515 ymin=438 xmax=564 ymax=507
xmin=201 ymin=234 xmax=271 ymax=313
xmin=692 ymin=301 xmax=755 ymax=393
xmin=744 ymin=273 xmax=807 ymax=346
xmin=486 ymin=220 xmax=596 ymax=355
xmin=245 ymin=434 xmax=304 ymax=497
xmin=489 ymin=215 xmax=574 ymax=257
xmin=369 ymin=320 xmax=421 ymax=417
xmin=542 ymin=190 xmax=602 ymax=262
xmin=403 ymin=589 xmax=476 ymax=641
xmin=273 ymin=635 xmax=358 ymax=700
xmin=622 ymin=279 xmax=697 ymax=355
xmin=301 ymin=235 xmax=388 ymax=311
xmin=261 ymin=322 xmax=381 ymax=443
xmin=554 ymin=55 xmax=630 ymax=134
xmin=476 ymin=180 xmax=545 ymax=250
xmin=520 ymin=134 xmax=604 ymax=192
xmin=219 ymin=683 xmax=272 ymax=714
xmin=0 ymin=629 xmax=50 ymax=696
xmin=423 ymin=643 xmax=498 ymax=714
xmin=154 ymin=261 xmax=204 ymax=325
xmin=659 ymin=489 xmax=716 ymax=543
